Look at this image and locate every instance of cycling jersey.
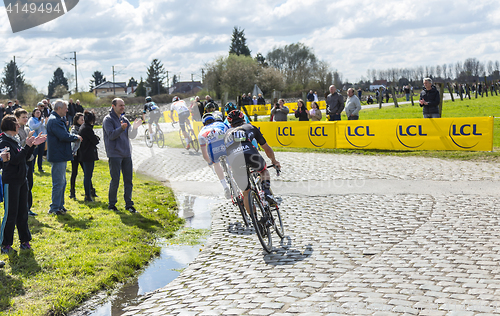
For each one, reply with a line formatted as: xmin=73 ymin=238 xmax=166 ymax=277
xmin=171 ymin=100 xmax=190 ymax=131
xmin=143 ymin=101 xmax=159 ymax=114
xmin=224 ymin=123 xmax=268 ymax=190
xmin=198 ymin=121 xmax=229 ymax=163
xmin=171 ymin=100 xmax=190 ymax=115
xmin=144 ymin=102 xmax=161 ymax=124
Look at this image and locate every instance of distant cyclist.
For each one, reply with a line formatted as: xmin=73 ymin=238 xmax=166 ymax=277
xmin=142 ymin=96 xmax=161 ymax=139
xmin=224 ymin=110 xmax=281 ymax=214
xmin=169 ymin=96 xmax=192 ymax=149
xmin=198 ymin=112 xmax=231 ymax=199
xmin=223 ymin=102 xmax=250 ymax=125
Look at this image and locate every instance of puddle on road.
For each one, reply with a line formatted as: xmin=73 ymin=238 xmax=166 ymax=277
xmin=79 ymin=195 xmax=221 ymax=316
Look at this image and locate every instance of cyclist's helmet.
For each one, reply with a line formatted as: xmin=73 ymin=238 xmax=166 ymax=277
xmin=224 ymin=102 xmax=237 ymax=114
xmin=145 ymin=96 xmax=152 ymax=103
xmin=204 ymin=102 xmax=216 ymax=112
xmin=172 ymin=96 xmax=180 ymax=102
xmin=202 ymin=113 xmax=215 ymax=126
xmin=212 ymin=111 xmax=223 ymax=122
xmin=227 ymin=110 xmax=245 ymax=126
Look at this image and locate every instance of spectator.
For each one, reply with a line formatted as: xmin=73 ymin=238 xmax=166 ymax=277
xmin=69 ymin=113 xmax=84 ymax=200
xmin=0 ymin=103 xmax=7 ymax=128
xmin=0 ymin=115 xmax=45 ymax=253
xmin=308 ymin=101 xmax=322 ymax=121
xmin=12 ymin=100 xmax=21 ymax=111
xmin=40 ymin=100 xmax=50 ymax=118
xmin=367 ymin=95 xmax=374 ymax=104
xmin=306 ymin=90 xmax=315 ymax=102
xmin=313 ymin=91 xmax=319 ymax=102
xmin=28 ymin=105 xmax=47 ymax=172
xmin=252 ymin=95 xmax=258 ymax=105
xmin=5 ymin=101 xmax=14 ymax=115
xmin=14 ymin=109 xmax=37 ymax=216
xmin=345 ymin=88 xmax=362 ymax=120
xmin=357 ymin=88 xmax=362 ymax=99
xmin=67 ymin=98 xmax=76 ymax=130
xmin=46 ymin=100 xmax=82 ymax=215
xmin=270 ymin=99 xmax=289 ymax=121
xmin=419 ymin=78 xmax=441 ymax=118
xmin=79 ymin=110 xmax=100 ymax=202
xmin=190 ymin=96 xmax=204 ymax=121
xmin=375 ymin=89 xmax=381 ymax=103
xmin=294 ymin=99 xmax=309 ymax=121
xmin=404 ymin=85 xmax=411 ymax=101
xmin=326 ymin=85 xmax=344 ymax=121
xmin=204 ymin=95 xmax=213 ymax=107
xmin=257 ymin=94 xmax=266 ymax=105
xmin=385 ymin=88 xmax=390 ymax=103
xmin=75 ymin=99 xmax=84 ymax=113
xmin=102 ymin=98 xmax=142 ymax=213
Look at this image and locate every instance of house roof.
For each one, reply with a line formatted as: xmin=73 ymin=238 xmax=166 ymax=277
xmin=95 ymin=81 xmax=127 ymax=89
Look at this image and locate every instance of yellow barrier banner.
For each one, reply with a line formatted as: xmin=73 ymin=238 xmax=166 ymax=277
xmin=251 ymin=117 xmax=493 ymax=151
xmin=253 ymin=121 xmax=336 ymax=149
xmin=335 ymin=117 xmax=493 ymax=151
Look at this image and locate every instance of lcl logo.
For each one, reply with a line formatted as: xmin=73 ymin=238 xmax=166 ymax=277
xmin=344 ymin=125 xmax=374 ymax=148
xmin=275 ymin=126 xmax=294 ymax=146
xmin=4 ymin=0 xmax=79 ymax=33
xmin=308 ymin=126 xmax=328 ymax=147
xmin=449 ymin=123 xmax=482 ymax=149
xmin=396 ymin=125 xmax=426 ymax=148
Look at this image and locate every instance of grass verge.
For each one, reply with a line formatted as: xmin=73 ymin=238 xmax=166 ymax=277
xmin=0 ymin=160 xmax=184 ymax=316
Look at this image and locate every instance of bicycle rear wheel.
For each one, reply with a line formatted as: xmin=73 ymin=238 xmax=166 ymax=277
xmin=249 ymin=190 xmax=272 ymax=252
xmin=271 ymin=205 xmax=284 ymax=239
xmin=145 ymin=129 xmax=153 ymax=148
xmin=156 ymin=128 xmax=165 ymax=148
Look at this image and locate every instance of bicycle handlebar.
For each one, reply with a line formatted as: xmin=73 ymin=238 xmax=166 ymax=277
xmin=267 ymin=164 xmax=281 ymax=176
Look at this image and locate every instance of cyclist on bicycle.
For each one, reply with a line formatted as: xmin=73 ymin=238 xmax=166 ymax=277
xmin=224 ymin=110 xmax=281 ymax=214
xmin=169 ymin=96 xmax=192 ymax=149
xmin=223 ymin=102 xmax=250 ymax=125
xmin=198 ymin=113 xmax=231 ymax=199
xmin=142 ymin=96 xmax=162 ymax=140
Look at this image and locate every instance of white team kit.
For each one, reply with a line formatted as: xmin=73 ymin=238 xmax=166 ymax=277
xmin=198 ymin=121 xmax=229 ymax=163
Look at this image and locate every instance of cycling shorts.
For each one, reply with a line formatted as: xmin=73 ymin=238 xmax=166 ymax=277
xmin=228 ymin=147 xmax=266 ymax=191
xmin=178 ymin=111 xmax=190 ymax=132
xmin=148 ymin=109 xmax=161 ymax=124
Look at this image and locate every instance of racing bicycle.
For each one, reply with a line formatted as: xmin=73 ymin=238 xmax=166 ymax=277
xmin=220 ymin=155 xmax=250 ymax=227
xmin=247 ymin=164 xmax=284 ymax=253
xmin=172 ymin=120 xmax=199 ymax=152
xmin=144 ymin=122 xmax=165 ymax=148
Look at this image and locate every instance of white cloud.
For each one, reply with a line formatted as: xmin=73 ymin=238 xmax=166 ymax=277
xmin=1 ymin=0 xmax=499 ymax=96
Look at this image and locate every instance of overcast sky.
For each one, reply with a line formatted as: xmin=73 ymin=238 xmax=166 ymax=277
xmin=1 ymin=0 xmax=499 ymax=96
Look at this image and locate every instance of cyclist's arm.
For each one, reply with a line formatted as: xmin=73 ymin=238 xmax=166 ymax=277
xmin=261 ymin=143 xmax=280 ymax=169
xmin=200 ymin=145 xmax=212 ymax=165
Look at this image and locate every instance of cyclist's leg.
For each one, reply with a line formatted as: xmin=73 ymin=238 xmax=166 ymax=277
xmin=249 ymin=153 xmax=276 ymax=205
xmin=242 ymin=189 xmax=251 ymax=215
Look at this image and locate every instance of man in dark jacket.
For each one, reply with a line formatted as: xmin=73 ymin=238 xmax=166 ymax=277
xmin=102 ymin=98 xmax=142 ymax=213
xmin=67 ymin=98 xmax=76 ymax=130
xmin=46 ymin=100 xmax=82 ymax=215
xmin=326 ymin=85 xmax=344 ymax=121
xmin=419 ymin=78 xmax=441 ymax=118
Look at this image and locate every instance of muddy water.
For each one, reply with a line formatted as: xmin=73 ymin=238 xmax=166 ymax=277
xmin=72 ymin=195 xmax=221 ymax=316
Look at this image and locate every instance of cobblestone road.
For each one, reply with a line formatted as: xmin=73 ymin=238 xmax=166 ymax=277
xmin=97 ymin=124 xmax=500 ymax=315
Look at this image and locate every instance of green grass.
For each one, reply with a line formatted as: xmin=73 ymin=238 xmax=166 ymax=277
xmin=0 ymin=160 xmax=184 ymax=316
xmin=265 ymin=93 xmax=500 ymax=161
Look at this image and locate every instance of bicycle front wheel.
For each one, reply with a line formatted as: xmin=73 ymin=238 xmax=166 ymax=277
xmin=179 ymin=129 xmax=188 ymax=149
xmin=249 ymin=190 xmax=272 ymax=252
xmin=145 ymin=129 xmax=153 ymax=148
xmin=190 ymin=128 xmax=199 ymax=152
xmin=271 ymin=205 xmax=284 ymax=239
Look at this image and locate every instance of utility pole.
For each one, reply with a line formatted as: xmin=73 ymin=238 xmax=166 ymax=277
xmin=72 ymin=51 xmax=78 ymax=93
xmin=201 ymin=69 xmax=204 ymax=83
xmin=191 ymin=73 xmax=194 ymax=82
xmin=13 ymin=56 xmax=17 ymax=99
xmin=112 ymin=66 xmax=116 ymax=95
xmin=166 ymin=71 xmax=169 ymax=94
